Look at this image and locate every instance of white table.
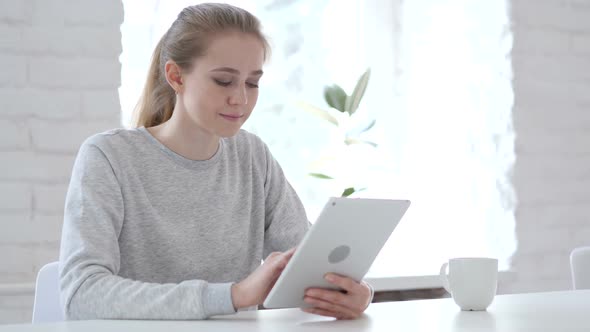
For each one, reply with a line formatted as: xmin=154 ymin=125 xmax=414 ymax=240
xmin=2 ymin=290 xmax=589 ymax=331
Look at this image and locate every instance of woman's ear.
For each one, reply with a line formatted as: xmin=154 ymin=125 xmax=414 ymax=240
xmin=164 ymin=60 xmax=183 ymax=94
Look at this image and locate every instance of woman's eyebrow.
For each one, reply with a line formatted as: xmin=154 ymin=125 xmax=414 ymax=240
xmin=210 ymin=67 xmax=264 ymax=76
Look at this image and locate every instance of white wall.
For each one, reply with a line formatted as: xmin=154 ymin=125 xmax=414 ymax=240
xmin=506 ymin=0 xmax=590 ymax=293
xmin=0 ymin=0 xmax=122 ymax=324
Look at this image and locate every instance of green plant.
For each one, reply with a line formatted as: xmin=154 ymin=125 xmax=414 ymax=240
xmin=302 ymin=68 xmax=376 ymax=197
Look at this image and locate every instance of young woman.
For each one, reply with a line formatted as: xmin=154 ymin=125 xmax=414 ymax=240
xmin=59 ymin=3 xmax=372 ymax=321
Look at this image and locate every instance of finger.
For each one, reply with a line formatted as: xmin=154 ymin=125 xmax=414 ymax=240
xmin=266 ymin=251 xmax=281 ymax=260
xmin=282 ymin=248 xmax=296 ymax=262
xmin=267 ymin=248 xmax=295 ymax=264
xmin=276 ymin=247 xmax=297 ymax=268
xmin=266 ymin=249 xmax=298 ymax=284
xmin=273 ymin=254 xmax=291 ymax=271
xmin=263 ymin=254 xmax=289 ymax=277
xmin=324 ymin=274 xmax=362 ymax=293
xmin=305 ymin=289 xmax=366 ymax=313
xmin=275 ymin=249 xmax=298 ymax=270
xmin=268 ymin=259 xmax=290 ymax=285
xmin=305 ymin=289 xmax=348 ymax=307
xmin=285 ymin=247 xmax=297 ymax=256
xmin=302 ymin=306 xmax=355 ymax=320
xmin=304 ymin=296 xmax=359 ymax=319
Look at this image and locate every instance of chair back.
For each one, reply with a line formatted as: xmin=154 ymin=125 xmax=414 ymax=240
xmin=571 ymin=247 xmax=590 ymax=290
xmin=32 ymin=261 xmax=64 ymax=323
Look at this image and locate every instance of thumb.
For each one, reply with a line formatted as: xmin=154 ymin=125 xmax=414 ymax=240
xmin=284 ymin=247 xmax=296 ymax=260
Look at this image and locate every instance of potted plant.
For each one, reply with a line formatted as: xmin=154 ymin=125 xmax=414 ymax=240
xmin=300 ymin=68 xmax=376 ymax=197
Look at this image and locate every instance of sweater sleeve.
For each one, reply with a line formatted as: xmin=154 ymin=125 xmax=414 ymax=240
xmin=261 ymin=143 xmax=311 ymax=257
xmin=59 ymin=141 xmax=236 ymax=320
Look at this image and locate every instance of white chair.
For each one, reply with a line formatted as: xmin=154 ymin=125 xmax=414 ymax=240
xmin=32 ymin=261 xmax=64 ymax=323
xmin=570 ymin=246 xmax=590 ymax=290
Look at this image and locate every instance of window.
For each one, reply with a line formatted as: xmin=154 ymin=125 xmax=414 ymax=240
xmin=120 ymin=0 xmax=515 ymax=278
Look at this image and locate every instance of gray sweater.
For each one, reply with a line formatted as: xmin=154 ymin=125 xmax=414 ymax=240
xmin=59 ymin=127 xmax=310 ymax=320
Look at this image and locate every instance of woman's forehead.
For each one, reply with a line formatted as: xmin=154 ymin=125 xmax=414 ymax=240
xmin=196 ymin=32 xmax=265 ymax=72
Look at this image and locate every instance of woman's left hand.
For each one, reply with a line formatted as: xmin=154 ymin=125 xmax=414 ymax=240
xmin=301 ymin=273 xmax=372 ymax=320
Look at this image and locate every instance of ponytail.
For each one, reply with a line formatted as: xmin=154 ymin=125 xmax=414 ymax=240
xmin=132 ymin=36 xmax=176 ymax=128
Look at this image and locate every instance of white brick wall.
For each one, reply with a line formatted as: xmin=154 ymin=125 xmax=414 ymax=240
xmin=0 ymin=0 xmax=122 ymax=324
xmin=508 ymin=0 xmax=590 ymax=294
xmin=0 ymin=1 xmax=33 ymax=24
xmin=0 ymin=55 xmax=27 ymax=87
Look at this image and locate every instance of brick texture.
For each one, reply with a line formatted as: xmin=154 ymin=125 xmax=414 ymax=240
xmin=509 ymin=0 xmax=590 ymax=294
xmin=0 ymin=0 xmax=122 ymax=324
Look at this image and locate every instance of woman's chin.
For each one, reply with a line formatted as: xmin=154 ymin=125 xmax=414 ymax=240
xmin=217 ymin=126 xmax=243 ymax=138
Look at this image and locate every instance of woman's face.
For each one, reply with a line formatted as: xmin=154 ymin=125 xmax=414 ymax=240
xmin=176 ymin=31 xmax=265 ymax=138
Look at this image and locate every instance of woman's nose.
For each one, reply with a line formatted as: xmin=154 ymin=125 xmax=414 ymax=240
xmin=228 ymin=85 xmax=248 ymax=105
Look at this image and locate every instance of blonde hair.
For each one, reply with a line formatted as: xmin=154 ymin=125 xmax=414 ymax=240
xmin=132 ymin=3 xmax=270 ymax=128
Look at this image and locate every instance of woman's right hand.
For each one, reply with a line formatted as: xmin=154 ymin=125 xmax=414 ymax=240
xmin=231 ymin=247 xmax=296 ymax=310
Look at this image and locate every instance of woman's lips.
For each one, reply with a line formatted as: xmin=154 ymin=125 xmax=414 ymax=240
xmin=219 ymin=113 xmax=244 ymax=122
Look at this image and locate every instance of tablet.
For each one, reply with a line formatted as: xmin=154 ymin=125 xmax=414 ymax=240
xmin=263 ymin=197 xmax=411 ymax=309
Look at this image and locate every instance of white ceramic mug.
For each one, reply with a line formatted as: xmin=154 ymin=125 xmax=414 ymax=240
xmin=439 ymin=257 xmax=498 ymax=311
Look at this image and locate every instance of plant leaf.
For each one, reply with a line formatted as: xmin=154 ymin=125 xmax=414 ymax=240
xmin=344 ymin=137 xmax=378 ymax=147
xmin=344 ymin=68 xmax=371 ymax=115
xmin=341 ymin=187 xmax=356 ymax=197
xmin=309 ymin=173 xmax=334 ymax=180
xmin=360 ymin=119 xmax=376 ymax=133
xmin=324 ymin=85 xmax=348 ymax=113
xmin=296 ymin=101 xmax=339 ymax=126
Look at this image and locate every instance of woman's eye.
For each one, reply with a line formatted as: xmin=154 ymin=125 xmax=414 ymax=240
xmin=246 ymin=82 xmax=259 ymax=88
xmin=214 ymin=79 xmax=232 ymax=87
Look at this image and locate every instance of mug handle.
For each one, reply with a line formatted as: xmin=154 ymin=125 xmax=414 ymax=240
xmin=439 ymin=262 xmax=451 ymax=294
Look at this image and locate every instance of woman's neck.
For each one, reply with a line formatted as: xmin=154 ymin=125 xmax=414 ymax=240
xmin=147 ymin=111 xmax=219 ymax=161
